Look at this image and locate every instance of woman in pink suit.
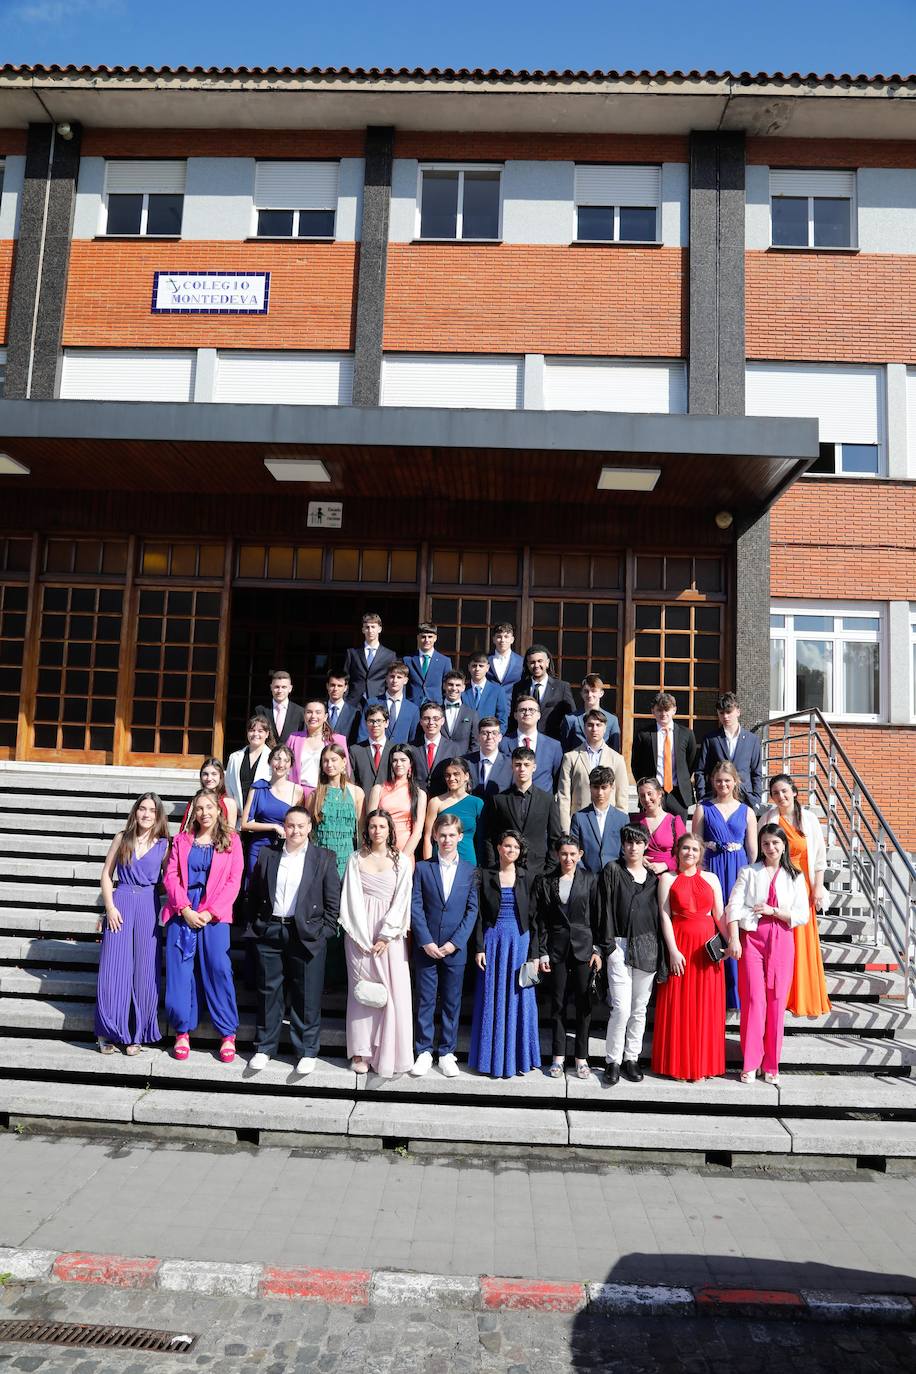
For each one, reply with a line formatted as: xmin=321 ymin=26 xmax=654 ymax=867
xmin=163 ymin=790 xmax=243 ymax=1064
xmin=287 ymin=700 xmax=351 ymax=792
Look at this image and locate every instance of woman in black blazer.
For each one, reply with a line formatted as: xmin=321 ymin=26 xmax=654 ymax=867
xmin=468 ymin=829 xmax=541 ymax=1079
xmin=536 ymin=835 xmax=609 ymax=1080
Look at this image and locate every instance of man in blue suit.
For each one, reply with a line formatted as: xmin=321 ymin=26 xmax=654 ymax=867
xmin=465 ymin=717 xmax=513 ymax=800
xmin=409 ymin=813 xmax=479 ymax=1078
xmin=559 ymin=673 xmax=622 ymax=754
xmin=486 ymin=622 xmax=524 ymax=718
xmin=463 ymin=653 xmax=508 ymax=731
xmin=358 ymin=661 xmax=421 ymax=744
xmin=325 ymin=672 xmax=360 ymax=745
xmin=695 ymin=691 xmax=763 ymax=812
xmin=569 ymin=767 xmax=630 ymax=873
xmin=405 ymin=623 xmax=453 ymax=706
xmin=500 ymin=695 xmax=563 ymax=793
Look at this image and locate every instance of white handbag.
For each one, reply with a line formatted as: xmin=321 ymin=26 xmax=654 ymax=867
xmin=354 ymin=952 xmax=388 ymax=1008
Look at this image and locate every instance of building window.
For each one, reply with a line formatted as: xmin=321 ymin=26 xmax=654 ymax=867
xmin=911 ymin=612 xmax=916 ymax=720
xmin=418 ymin=166 xmax=501 ymax=241
xmin=770 ymin=606 xmax=882 ymax=721
xmin=102 ymin=161 xmax=185 ymax=237
xmin=574 ymin=165 xmax=661 ymax=243
xmin=769 ymin=169 xmax=856 ymax=249
xmin=746 ymin=363 xmax=884 ymax=479
xmin=253 ymin=161 xmax=338 ymax=239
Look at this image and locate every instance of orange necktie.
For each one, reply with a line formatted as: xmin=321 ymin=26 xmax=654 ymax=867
xmin=662 ymin=731 xmax=673 ymax=793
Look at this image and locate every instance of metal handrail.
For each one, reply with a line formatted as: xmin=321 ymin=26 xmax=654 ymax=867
xmin=753 ymin=708 xmax=916 ymax=1009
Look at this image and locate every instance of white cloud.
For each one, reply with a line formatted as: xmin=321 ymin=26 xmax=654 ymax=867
xmin=8 ymin=0 xmax=120 ymax=22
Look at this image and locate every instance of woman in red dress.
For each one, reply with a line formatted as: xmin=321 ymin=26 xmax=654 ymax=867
xmin=651 ymin=832 xmax=738 ymax=1081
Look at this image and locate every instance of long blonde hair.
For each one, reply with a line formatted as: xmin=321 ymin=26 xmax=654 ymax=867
xmin=186 ymin=789 xmax=234 ymax=853
xmin=115 ymin=793 xmax=171 ymax=868
xmin=311 ymin=744 xmax=348 ymax=825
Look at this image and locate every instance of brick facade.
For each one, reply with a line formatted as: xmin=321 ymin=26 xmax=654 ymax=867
xmin=80 ymin=129 xmax=365 ymax=158
xmin=747 ymin=136 xmax=916 ymax=169
xmin=831 ymin=726 xmax=916 ymax=845
xmin=771 ymin=481 xmax=916 ymax=599
xmin=393 ymin=132 xmax=689 ymax=163
xmin=0 ymin=240 xmax=13 ymax=342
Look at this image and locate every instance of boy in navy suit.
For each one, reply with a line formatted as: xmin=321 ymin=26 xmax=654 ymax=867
xmin=410 ymin=813 xmax=479 ymax=1078
xmin=359 ymin=660 xmax=421 ymax=744
xmin=342 ymin=612 xmax=396 ymax=707
xmin=695 ymin=691 xmax=763 ymax=812
xmin=463 ymin=652 xmax=508 ymax=730
xmin=406 ymin=623 xmax=453 ymax=705
xmin=325 ymin=671 xmax=359 ymax=744
xmin=487 ymin=622 xmax=524 ymax=716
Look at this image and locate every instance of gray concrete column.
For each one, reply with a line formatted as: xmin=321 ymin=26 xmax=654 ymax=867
xmin=735 ymin=512 xmax=771 ymax=730
xmin=688 ymin=131 xmax=745 ymax=418
xmin=352 ymin=126 xmax=394 ymax=407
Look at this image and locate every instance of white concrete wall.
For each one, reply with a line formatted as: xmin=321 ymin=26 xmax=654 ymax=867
xmin=389 ymin=158 xmax=419 ymax=242
xmin=501 ymin=161 xmax=574 ymax=244
xmin=858 ymin=169 xmax=916 ymax=254
xmin=661 ymin=162 xmax=689 ymax=247
xmin=745 ymin=164 xmax=771 ymax=250
xmin=72 ymin=156 xmax=105 ymax=239
xmin=0 ymin=155 xmax=25 ymax=239
xmin=182 ymin=158 xmax=254 ymax=239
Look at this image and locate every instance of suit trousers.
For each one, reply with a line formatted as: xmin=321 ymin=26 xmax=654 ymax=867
xmin=605 ymin=939 xmax=656 ymax=1064
xmin=255 ymin=920 xmax=327 ymax=1059
xmin=413 ymin=953 xmax=466 ymax=1057
xmin=738 ymin=918 xmax=795 ymax=1076
xmin=549 ymin=950 xmax=593 ymax=1060
xmin=164 ymin=918 xmax=238 ymax=1038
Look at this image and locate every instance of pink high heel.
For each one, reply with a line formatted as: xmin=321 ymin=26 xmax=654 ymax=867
xmin=173 ymin=1033 xmax=190 ymax=1061
xmin=219 ymin=1035 xmax=236 ymax=1064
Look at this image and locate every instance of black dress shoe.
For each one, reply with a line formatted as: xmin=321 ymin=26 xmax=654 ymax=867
xmin=622 ymin=1060 xmax=644 ymax=1083
xmin=603 ymin=1061 xmax=620 ymax=1086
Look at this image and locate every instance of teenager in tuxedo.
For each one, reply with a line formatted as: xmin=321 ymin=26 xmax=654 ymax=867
xmin=557 ymin=710 xmax=629 ymax=830
xmin=486 ymin=622 xmax=524 ymax=717
xmin=483 ymin=747 xmax=561 ymax=875
xmin=510 ymin=645 xmax=576 ymax=740
xmin=413 ymin=702 xmax=462 ymax=793
xmin=559 ymin=674 xmax=622 ymax=754
xmin=439 ymin=671 xmax=479 ymax=753
xmin=695 ymin=692 xmax=763 ymax=812
xmin=246 ymin=805 xmax=341 ymax=1075
xmin=256 ymin=668 xmax=305 ymax=746
xmin=325 ymin=672 xmax=359 ymax=745
xmin=342 ymin=612 xmax=396 ymax=707
xmin=359 ymin=661 xmax=421 ymax=745
xmin=405 ymin=623 xmax=453 ymax=706
xmin=464 ymin=652 xmax=509 ymax=730
xmin=409 ymin=813 xmax=479 ymax=1079
xmin=350 ymin=705 xmax=396 ymax=794
xmin=465 ymin=717 xmax=513 ymax=800
xmin=630 ymin=691 xmax=698 ymax=821
xmin=569 ymin=767 xmax=630 ymax=873
xmin=500 ymin=695 xmax=563 ymax=792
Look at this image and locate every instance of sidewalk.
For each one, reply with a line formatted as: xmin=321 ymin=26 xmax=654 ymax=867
xmin=1 ymin=1132 xmax=915 ymax=1295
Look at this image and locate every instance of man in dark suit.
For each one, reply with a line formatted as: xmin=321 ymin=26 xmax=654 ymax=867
xmin=358 ymin=661 xmax=421 ymax=745
xmin=325 ymin=671 xmax=359 ymax=745
xmin=409 ymin=813 xmax=479 ymax=1078
xmin=464 ymin=652 xmax=509 ymax=731
xmin=405 ymin=622 xmax=453 ymax=706
xmin=413 ymin=702 xmax=462 ymax=792
xmin=350 ymin=704 xmax=396 ymax=793
xmin=484 ymin=746 xmax=562 ymax=875
xmin=695 ymin=691 xmax=764 ymax=812
xmin=342 ymin=612 xmax=397 ymax=707
xmin=465 ymin=717 xmax=513 ymax=799
xmin=256 ymin=668 xmax=305 ymax=745
xmin=487 ymin=622 xmax=525 ymax=719
xmin=510 ymin=645 xmax=576 ymax=740
xmin=439 ymin=671 xmax=479 ymax=753
xmin=246 ymin=804 xmax=340 ymax=1076
xmin=569 ymin=767 xmax=630 ymax=873
xmin=500 ymin=695 xmax=563 ymax=793
xmin=559 ymin=673 xmax=622 ymax=754
xmin=630 ymin=691 xmax=699 ymax=821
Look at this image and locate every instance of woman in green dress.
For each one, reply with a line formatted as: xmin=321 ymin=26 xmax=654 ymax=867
xmin=421 ymin=757 xmax=484 ymax=866
xmin=308 ymin=744 xmax=365 ymax=987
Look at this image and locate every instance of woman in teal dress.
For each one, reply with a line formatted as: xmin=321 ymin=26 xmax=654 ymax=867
xmin=308 ymin=744 xmax=365 ymax=987
xmin=421 ymin=757 xmax=484 ymax=866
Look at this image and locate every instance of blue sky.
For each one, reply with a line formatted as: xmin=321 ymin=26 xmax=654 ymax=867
xmin=2 ymin=0 xmax=916 ymax=77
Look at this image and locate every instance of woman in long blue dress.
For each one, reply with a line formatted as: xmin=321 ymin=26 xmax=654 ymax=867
xmin=468 ymin=829 xmax=541 ymax=1078
xmin=692 ymin=759 xmax=757 ymax=1010
xmin=96 ymin=792 xmax=171 ymax=1053
xmin=240 ymin=744 xmax=304 ymax=884
xmin=421 ymin=757 xmax=484 ymax=865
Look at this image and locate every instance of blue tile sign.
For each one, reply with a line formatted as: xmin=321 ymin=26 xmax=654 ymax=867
xmin=151 ymin=271 xmax=270 ymax=314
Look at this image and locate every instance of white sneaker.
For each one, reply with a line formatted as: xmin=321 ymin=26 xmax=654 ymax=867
xmin=295 ymin=1057 xmax=316 ymax=1075
xmin=248 ymin=1053 xmax=270 ymax=1072
xmin=410 ymin=1051 xmax=433 ymax=1077
xmin=439 ymin=1053 xmax=460 ymax=1078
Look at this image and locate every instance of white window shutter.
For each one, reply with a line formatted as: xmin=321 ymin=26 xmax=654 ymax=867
xmin=105 ymin=161 xmax=187 ymax=195
xmin=254 ymin=162 xmax=339 ymax=210
xmin=544 ymin=358 xmax=687 ymax=414
xmin=60 ymin=349 xmax=196 ymax=401
xmin=214 ymin=352 xmax=353 ymax=405
xmin=746 ymin=363 xmax=880 ymax=444
xmin=769 ymin=169 xmax=855 ymax=199
xmin=575 ymin=165 xmax=661 ymax=207
xmin=381 ymin=355 xmax=523 ymax=409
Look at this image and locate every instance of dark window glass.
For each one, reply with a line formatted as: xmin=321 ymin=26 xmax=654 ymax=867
xmin=461 ymin=172 xmax=500 ymax=239
xmin=619 ymin=206 xmax=657 ymax=241
xmin=840 ymin=444 xmax=879 ymax=475
xmin=298 ymin=209 xmax=335 ymax=237
xmin=813 ymin=197 xmax=850 ymax=248
xmin=146 ymin=194 xmax=183 ymax=236
xmin=809 ymin=443 xmax=837 ymax=475
xmin=771 ymin=196 xmax=808 ymax=247
xmin=258 ymin=208 xmax=295 ymax=237
xmin=420 ymin=171 xmax=459 ymax=239
xmin=576 ymin=205 xmax=613 ymax=240
xmin=106 ymin=193 xmax=143 ymax=235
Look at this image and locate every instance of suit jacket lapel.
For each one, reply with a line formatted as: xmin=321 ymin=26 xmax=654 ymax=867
xmin=432 ymin=860 xmax=445 ymax=905
xmin=266 ymin=848 xmax=280 ymax=906
xmin=294 ymin=844 xmax=318 ymax=916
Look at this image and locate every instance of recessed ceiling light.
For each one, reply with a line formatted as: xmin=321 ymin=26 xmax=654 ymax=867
xmin=0 ymin=453 xmax=30 ymax=476
xmin=263 ymin=457 xmax=330 ymax=483
xmin=597 ymin=466 xmax=660 ymax=492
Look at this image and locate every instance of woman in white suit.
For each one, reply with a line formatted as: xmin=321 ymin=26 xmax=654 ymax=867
xmin=225 ymin=714 xmax=273 ymax=825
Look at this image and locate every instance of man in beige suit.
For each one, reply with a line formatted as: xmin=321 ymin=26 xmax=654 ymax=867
xmin=557 ymin=709 xmax=629 ymax=830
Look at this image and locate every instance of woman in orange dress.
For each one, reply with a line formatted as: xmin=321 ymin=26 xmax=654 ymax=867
xmin=759 ymin=774 xmax=830 ymax=1017
xmin=367 ymin=746 xmax=427 ymax=857
xmin=651 ymin=833 xmax=737 ymax=1082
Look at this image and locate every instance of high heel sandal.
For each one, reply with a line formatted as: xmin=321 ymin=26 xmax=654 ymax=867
xmin=739 ymin=1069 xmax=758 ymax=1084
xmin=219 ymin=1035 xmax=236 ymax=1064
xmin=98 ymin=1038 xmax=116 ymax=1056
xmin=125 ymin=1044 xmax=141 ymax=1057
xmin=763 ymin=1071 xmax=780 ymax=1086
xmin=173 ymin=1033 xmax=190 ymax=1061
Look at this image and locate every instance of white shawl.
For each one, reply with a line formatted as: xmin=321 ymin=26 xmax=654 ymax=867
xmin=759 ymin=804 xmax=827 ymax=885
xmin=338 ymin=850 xmax=413 ymax=952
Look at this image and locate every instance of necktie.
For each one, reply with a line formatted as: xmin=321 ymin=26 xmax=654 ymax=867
xmin=389 ymin=699 xmax=398 ymax=727
xmin=366 ymin=647 xmax=376 ymax=667
xmin=421 ymin=653 xmax=430 ymax=676
xmin=533 ymin=683 xmax=542 ymax=702
xmin=481 ymin=757 xmax=490 ymax=784
xmin=523 ymin=735 xmax=532 ymax=749
xmin=329 ymin=704 xmax=339 ymax=728
xmin=663 ymin=731 xmax=673 ymax=792
xmin=373 ymin=745 xmax=382 ymax=771
xmin=474 ymin=686 xmax=481 ymax=707
xmin=426 ymin=742 xmax=435 ymax=771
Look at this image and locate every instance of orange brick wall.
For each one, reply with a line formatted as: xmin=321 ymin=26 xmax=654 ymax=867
xmin=831 ymin=727 xmax=916 ymax=846
xmin=770 ymin=481 xmax=916 ymax=600
xmin=748 ymin=136 xmax=916 ymax=169
xmin=0 ymin=241 xmax=13 ymax=343
xmin=81 ymin=128 xmax=365 ymax=158
xmin=394 ymin=132 xmax=688 ymax=162
xmin=62 ymin=241 xmax=358 ymax=349
xmin=0 ymin=130 xmax=26 ymax=155
xmin=383 ymin=245 xmax=686 ymax=355
xmin=747 ymin=251 xmax=916 ymax=363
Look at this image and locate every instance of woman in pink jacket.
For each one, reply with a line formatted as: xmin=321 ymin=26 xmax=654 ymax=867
xmin=163 ymin=790 xmax=243 ymax=1063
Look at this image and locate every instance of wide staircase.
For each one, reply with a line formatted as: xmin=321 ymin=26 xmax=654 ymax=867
xmin=0 ymin=716 xmax=914 ymax=1166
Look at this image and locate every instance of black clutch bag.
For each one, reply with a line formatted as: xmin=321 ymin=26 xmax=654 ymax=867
xmin=705 ymin=932 xmax=728 ymax=964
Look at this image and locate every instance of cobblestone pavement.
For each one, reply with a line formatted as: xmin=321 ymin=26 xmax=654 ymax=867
xmin=0 ymin=1283 xmax=915 ymax=1374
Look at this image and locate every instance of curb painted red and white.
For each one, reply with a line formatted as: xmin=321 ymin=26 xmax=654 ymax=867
xmin=0 ymin=1248 xmax=913 ymax=1324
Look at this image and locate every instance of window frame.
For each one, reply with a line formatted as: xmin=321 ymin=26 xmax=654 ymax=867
xmin=100 ymin=161 xmax=185 ymax=239
xmin=768 ymin=169 xmax=858 ymax=251
xmin=415 ymin=162 xmax=504 ymax=243
xmin=250 ymin=160 xmax=339 ymax=241
xmin=573 ymin=164 xmax=662 ymax=246
xmin=805 ymin=441 xmax=884 ymax=479
xmin=769 ymin=602 xmax=884 ymax=724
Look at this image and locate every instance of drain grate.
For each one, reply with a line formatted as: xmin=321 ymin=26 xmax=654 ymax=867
xmin=0 ymin=1320 xmax=196 ymax=1352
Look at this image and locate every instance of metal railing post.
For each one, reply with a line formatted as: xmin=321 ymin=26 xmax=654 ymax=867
xmin=875 ymin=838 xmax=887 ymax=953
xmin=827 ymin=744 xmax=838 ymax=852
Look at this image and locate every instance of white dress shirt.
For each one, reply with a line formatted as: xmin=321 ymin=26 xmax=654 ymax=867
xmin=530 ymin=678 xmax=550 ymax=704
xmin=438 ymin=852 xmax=460 ymax=901
xmin=593 ymin=806 xmax=609 ymax=836
xmin=519 ymin=726 xmax=540 ymax=751
xmin=724 ymin=727 xmax=739 ymax=759
xmin=492 ymin=651 xmax=510 ymax=681
xmin=444 ymin=700 xmax=462 ymax=729
xmin=273 ymin=842 xmax=308 ymax=918
xmin=479 ymin=751 xmax=499 ymax=787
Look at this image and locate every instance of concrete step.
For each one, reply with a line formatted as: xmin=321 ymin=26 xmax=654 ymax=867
xmin=0 ymin=936 xmax=101 ymax=964
xmin=2 ymin=858 xmax=107 ymax=882
xmin=567 ymin=1111 xmax=792 ymax=1154
xmin=825 ymin=972 xmax=899 ymax=999
xmin=0 ymin=812 xmax=121 ymax=837
xmin=819 ymin=941 xmax=898 ymax=967
xmin=0 ymin=834 xmax=112 ymax=859
xmin=0 ymin=883 xmax=102 ymax=910
xmin=348 ymin=1100 xmax=569 ymax=1145
xmin=0 ymin=1077 xmax=145 ymax=1123
xmin=0 ymin=763 xmax=198 ymax=796
xmin=0 ymin=793 xmax=185 ymax=820
xmin=136 ymin=1088 xmax=353 ymax=1136
xmin=0 ymin=910 xmax=102 ymax=935
xmin=782 ymin=1118 xmax=916 ymax=1158
xmin=819 ymin=916 xmax=869 ymax=940
xmin=776 ymin=1074 xmax=916 ymax=1110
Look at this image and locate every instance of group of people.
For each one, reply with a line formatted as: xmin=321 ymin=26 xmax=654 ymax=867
xmin=94 ymin=613 xmax=831 ymax=1087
